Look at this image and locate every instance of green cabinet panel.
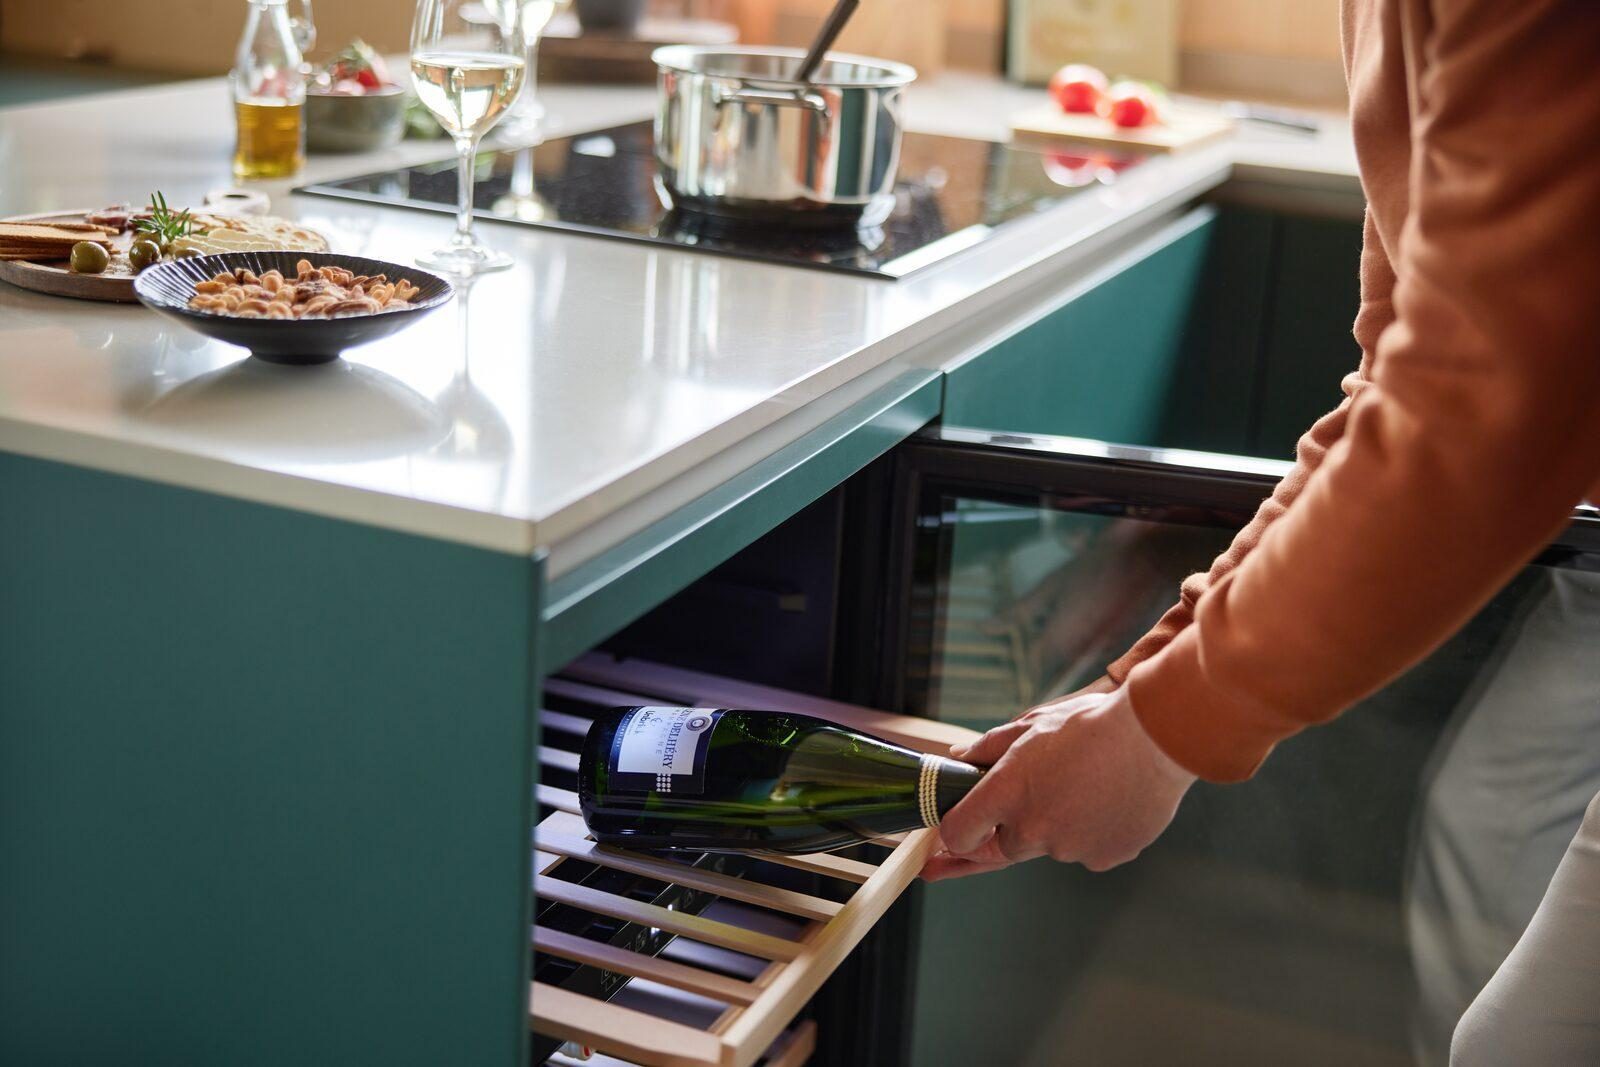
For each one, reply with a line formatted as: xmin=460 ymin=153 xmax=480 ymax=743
xmin=942 ymin=204 xmax=1363 ymax=463
xmin=1160 ymin=207 xmax=1278 ymax=455
xmin=944 ymin=206 xmax=1272 ymax=454
xmin=1252 ymin=214 xmax=1365 ymax=458
xmin=0 ymin=454 xmax=541 ymax=1067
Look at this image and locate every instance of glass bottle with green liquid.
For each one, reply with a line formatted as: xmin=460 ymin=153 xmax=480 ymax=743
xmin=580 ymin=706 xmax=985 ymax=855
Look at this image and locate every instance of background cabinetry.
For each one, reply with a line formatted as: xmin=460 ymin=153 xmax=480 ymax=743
xmin=943 ymin=204 xmax=1362 ymax=460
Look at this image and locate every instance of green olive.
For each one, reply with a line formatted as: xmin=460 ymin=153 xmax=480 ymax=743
xmin=174 ymin=245 xmax=205 ymax=260
xmin=128 ymin=239 xmax=163 ymax=273
xmin=134 ymin=231 xmax=170 ymax=257
xmin=69 ymin=242 xmax=110 ymax=274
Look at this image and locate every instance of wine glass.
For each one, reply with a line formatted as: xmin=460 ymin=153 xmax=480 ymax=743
xmin=498 ymin=0 xmax=572 ymax=143
xmin=491 ymin=145 xmax=553 ymax=221
xmin=410 ymin=0 xmax=527 ymax=274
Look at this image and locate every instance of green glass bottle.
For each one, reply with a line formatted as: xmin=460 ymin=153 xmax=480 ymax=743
xmin=578 ymin=706 xmax=984 ymax=855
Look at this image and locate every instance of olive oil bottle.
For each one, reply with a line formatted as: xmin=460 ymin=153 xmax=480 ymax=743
xmin=233 ymin=100 xmax=305 ymax=180
xmin=578 ymin=707 xmax=984 ymax=855
xmin=232 ymin=0 xmax=313 ymax=179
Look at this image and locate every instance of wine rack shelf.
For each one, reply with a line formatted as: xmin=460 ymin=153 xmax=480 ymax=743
xmin=532 ymin=655 xmax=980 ymax=1067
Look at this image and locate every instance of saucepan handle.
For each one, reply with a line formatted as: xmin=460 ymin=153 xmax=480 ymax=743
xmin=712 ymin=84 xmax=829 ymax=113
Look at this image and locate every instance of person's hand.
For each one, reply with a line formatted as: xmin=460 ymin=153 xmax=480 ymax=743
xmin=922 ymin=686 xmax=1196 ymax=881
xmin=1050 ymin=673 xmax=1117 ymax=705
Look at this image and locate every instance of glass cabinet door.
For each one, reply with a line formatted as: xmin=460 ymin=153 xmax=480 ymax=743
xmin=889 ymin=427 xmax=1600 ymax=1067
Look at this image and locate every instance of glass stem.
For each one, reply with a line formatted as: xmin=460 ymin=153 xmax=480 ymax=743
xmin=455 ymin=136 xmax=478 ymax=248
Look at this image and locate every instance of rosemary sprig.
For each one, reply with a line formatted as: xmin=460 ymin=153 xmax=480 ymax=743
xmin=134 ymin=191 xmax=197 ymax=246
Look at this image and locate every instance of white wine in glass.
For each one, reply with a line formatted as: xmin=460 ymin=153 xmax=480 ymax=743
xmin=411 ymin=0 xmax=526 ymax=274
xmin=412 ymin=51 xmax=525 ymax=136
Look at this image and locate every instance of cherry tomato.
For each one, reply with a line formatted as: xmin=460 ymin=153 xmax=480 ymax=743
xmin=361 ymin=52 xmax=391 ymax=89
xmin=1049 ymin=64 xmax=1109 ymax=115
xmin=1105 ymin=82 xmax=1159 ymax=128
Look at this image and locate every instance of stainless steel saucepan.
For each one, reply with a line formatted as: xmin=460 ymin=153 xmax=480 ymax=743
xmin=651 ymin=45 xmax=917 ymax=228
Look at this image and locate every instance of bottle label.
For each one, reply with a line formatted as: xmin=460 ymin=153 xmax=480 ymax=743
xmin=608 ymin=707 xmax=722 ymax=796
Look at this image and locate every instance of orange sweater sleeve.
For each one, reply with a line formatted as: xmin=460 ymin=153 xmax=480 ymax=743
xmin=1125 ymin=1 xmax=1600 ymax=783
xmin=1105 ymin=208 xmax=1394 ymax=685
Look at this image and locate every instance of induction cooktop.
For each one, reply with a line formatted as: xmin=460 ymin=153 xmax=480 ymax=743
xmin=297 ymin=121 xmax=1143 ymax=280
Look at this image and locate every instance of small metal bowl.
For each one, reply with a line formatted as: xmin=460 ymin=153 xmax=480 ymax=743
xmin=305 ymin=86 xmax=408 ymax=153
xmin=134 ymin=252 xmax=454 ymax=366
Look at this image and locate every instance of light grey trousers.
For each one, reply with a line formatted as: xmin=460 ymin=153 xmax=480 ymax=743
xmin=1452 ymin=789 xmax=1600 ymax=1065
xmin=1404 ymin=568 xmax=1600 ymax=1065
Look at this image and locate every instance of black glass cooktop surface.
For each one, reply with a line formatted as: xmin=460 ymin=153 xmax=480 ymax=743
xmin=298 ymin=121 xmax=1143 ymax=280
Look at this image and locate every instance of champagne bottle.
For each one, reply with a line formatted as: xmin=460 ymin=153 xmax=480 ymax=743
xmin=578 ymin=706 xmax=984 ymax=855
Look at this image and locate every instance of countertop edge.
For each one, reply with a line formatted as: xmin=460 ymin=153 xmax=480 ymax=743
xmin=0 ymin=417 xmax=541 ymax=556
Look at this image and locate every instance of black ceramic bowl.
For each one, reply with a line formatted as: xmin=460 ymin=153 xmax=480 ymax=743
xmin=134 ymin=252 xmax=454 ymax=366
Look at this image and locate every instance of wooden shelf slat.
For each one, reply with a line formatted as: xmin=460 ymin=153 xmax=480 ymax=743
xmin=762 ymin=1020 xmax=817 ymax=1067
xmin=539 ymin=708 xmax=594 ymax=737
xmin=538 ymin=746 xmax=581 ymax=773
xmin=537 ymin=817 xmax=843 ymax=923
xmin=537 ymin=784 xmax=582 ymax=815
xmin=543 ymin=675 xmax=659 ymax=710
xmin=533 ymin=926 xmax=761 ymax=1006
xmin=718 ymin=830 xmax=941 ymax=1066
xmin=530 ymin=982 xmax=723 ymax=1067
xmin=744 ymin=850 xmax=878 ymax=885
xmin=534 ymin=876 xmax=805 ymax=962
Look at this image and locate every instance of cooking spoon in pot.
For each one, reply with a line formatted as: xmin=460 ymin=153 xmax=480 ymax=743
xmin=792 ymin=0 xmax=861 ymax=84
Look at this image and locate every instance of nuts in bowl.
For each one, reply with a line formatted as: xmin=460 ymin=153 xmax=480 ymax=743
xmin=134 ymin=251 xmax=454 ymax=366
xmin=187 ymin=260 xmax=425 ymax=319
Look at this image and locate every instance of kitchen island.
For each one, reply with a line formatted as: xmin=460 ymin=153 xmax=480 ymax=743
xmin=0 ymin=74 xmax=1359 ymax=1066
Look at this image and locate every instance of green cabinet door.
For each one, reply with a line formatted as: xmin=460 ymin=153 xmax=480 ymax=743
xmin=1252 ymin=213 xmax=1365 ymax=458
xmin=941 ymin=203 xmax=1364 ymax=462
xmin=0 ymin=453 xmax=542 ymax=1067
xmin=943 ymin=205 xmax=1277 ymax=454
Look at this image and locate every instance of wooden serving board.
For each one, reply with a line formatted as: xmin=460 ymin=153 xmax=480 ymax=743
xmin=0 ymin=211 xmax=140 ymax=303
xmin=1010 ymin=103 xmax=1234 ymax=154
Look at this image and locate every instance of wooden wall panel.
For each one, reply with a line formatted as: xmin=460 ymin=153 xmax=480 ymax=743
xmin=1 ymin=0 xmax=1344 ymax=95
xmin=1180 ymin=0 xmax=1342 ymax=61
xmin=0 ymin=0 xmax=416 ymax=73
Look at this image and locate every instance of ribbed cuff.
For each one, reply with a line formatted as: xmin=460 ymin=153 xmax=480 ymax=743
xmin=1123 ymin=627 xmax=1280 ymax=784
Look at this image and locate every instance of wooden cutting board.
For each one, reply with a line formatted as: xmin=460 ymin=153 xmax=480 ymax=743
xmin=0 ymin=211 xmax=141 ymax=303
xmin=1010 ymin=103 xmax=1234 ymax=154
xmin=0 ymin=207 xmax=331 ymax=304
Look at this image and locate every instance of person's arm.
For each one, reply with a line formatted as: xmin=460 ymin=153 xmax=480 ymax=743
xmin=928 ymin=1 xmax=1600 ymax=878
xmin=1128 ymin=0 xmax=1600 ymax=782
xmin=1106 ymin=208 xmax=1395 ymax=683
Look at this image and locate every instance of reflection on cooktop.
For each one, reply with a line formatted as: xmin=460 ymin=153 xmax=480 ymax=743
xmin=299 ymin=121 xmax=1143 ymax=280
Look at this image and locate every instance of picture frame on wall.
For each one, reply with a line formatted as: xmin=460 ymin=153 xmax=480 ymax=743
xmin=1006 ymin=0 xmax=1178 ymax=86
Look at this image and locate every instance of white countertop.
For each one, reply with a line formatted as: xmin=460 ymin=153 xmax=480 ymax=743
xmin=0 ymin=73 xmax=1358 ymax=565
